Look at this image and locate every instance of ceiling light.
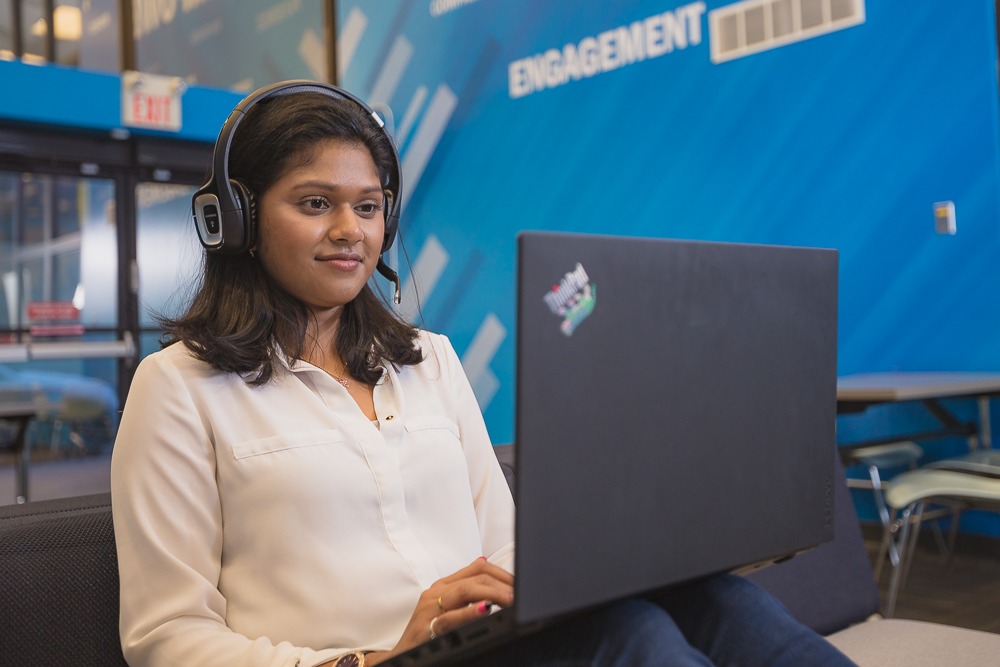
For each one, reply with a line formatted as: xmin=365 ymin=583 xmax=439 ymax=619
xmin=30 ymin=7 xmax=83 ymax=41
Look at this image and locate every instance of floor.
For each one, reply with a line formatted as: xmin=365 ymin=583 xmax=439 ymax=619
xmin=0 ymin=453 xmax=112 ymax=505
xmin=863 ymin=524 xmax=1000 ymax=634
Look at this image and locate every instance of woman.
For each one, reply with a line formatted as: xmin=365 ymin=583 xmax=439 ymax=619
xmin=111 ymin=85 xmax=856 ymax=667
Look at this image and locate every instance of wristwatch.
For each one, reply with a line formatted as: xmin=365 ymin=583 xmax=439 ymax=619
xmin=333 ymin=651 xmax=366 ymax=667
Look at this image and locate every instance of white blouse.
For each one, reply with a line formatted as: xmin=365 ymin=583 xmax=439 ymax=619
xmin=110 ymin=331 xmax=516 ymax=667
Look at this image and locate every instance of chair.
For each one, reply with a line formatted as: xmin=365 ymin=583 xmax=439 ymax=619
xmin=842 ymin=441 xmax=926 ymax=580
xmin=0 ymin=388 xmax=46 ymax=503
xmin=919 ymin=449 xmax=1000 ymax=563
xmin=925 ymin=448 xmax=1000 ymax=476
xmin=881 ymin=469 xmax=1000 ymax=618
xmin=50 ymin=394 xmax=117 ymax=457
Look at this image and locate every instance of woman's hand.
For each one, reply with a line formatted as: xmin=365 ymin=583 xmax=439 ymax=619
xmin=366 ymin=558 xmax=514 ymax=666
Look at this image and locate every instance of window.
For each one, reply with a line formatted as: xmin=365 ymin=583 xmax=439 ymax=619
xmin=0 ymin=0 xmax=13 ymax=58
xmin=4 ymin=0 xmax=119 ymax=69
xmin=19 ymin=0 xmax=45 ymax=61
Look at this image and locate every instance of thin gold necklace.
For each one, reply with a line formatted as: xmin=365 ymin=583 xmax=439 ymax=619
xmin=333 ymin=365 xmax=350 ymax=389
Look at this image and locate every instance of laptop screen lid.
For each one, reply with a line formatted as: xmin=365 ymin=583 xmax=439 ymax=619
xmin=514 ymin=232 xmax=838 ymax=624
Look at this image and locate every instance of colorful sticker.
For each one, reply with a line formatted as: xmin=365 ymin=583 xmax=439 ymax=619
xmin=542 ymin=263 xmax=597 ymax=336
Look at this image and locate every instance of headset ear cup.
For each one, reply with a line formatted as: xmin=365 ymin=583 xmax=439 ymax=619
xmin=382 ymin=189 xmax=399 ymax=253
xmin=230 ymin=179 xmax=257 ymax=253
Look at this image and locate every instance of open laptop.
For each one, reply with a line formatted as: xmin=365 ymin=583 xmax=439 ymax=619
xmin=382 ymin=231 xmax=838 ymax=666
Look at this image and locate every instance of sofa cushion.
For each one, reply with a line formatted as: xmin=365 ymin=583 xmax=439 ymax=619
xmin=827 ymin=619 xmax=1000 ymax=667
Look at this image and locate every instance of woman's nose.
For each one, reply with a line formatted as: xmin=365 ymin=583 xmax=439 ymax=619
xmin=327 ymin=204 xmax=364 ymax=245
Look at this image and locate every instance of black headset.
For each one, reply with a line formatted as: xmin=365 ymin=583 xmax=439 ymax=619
xmin=191 ymin=80 xmax=403 ymax=303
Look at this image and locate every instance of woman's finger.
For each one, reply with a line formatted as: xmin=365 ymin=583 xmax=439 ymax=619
xmin=430 ymin=600 xmax=493 ymax=637
xmin=438 ymin=558 xmax=514 ymax=586
xmin=437 ymin=578 xmax=513 ymax=610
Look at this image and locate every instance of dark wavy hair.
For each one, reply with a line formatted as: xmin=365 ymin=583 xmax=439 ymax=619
xmin=160 ymin=92 xmax=423 ymax=386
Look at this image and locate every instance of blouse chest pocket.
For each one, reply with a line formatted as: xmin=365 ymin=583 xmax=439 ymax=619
xmin=404 ymin=415 xmax=460 ymax=439
xmin=231 ymin=429 xmax=343 ymax=460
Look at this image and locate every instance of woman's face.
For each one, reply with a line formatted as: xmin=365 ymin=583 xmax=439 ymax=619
xmin=257 ymin=139 xmax=386 ymax=315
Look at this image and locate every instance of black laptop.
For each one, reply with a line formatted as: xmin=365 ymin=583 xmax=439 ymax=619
xmin=381 ymin=231 xmax=839 ymax=666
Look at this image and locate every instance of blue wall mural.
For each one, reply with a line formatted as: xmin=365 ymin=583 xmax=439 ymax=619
xmin=337 ymin=1 xmax=1000 ymax=530
xmin=338 ymin=0 xmax=1000 ymax=431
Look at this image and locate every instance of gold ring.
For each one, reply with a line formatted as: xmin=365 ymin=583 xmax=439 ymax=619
xmin=437 ymin=596 xmax=445 ymax=612
xmin=428 ymin=616 xmax=440 ymax=640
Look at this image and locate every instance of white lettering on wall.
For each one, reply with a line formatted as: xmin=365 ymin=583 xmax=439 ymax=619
xmin=508 ymin=2 xmax=706 ymax=99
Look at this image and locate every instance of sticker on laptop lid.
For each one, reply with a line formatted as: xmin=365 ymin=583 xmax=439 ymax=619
xmin=542 ymin=263 xmax=596 ymax=336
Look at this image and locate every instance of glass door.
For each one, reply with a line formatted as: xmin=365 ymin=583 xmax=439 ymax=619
xmin=135 ymin=181 xmax=201 ymax=359
xmin=0 ymin=169 xmax=120 ymax=458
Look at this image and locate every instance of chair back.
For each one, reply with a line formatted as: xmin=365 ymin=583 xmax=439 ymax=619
xmin=0 ymin=492 xmax=127 ymax=666
xmin=58 ymin=395 xmax=112 ymax=422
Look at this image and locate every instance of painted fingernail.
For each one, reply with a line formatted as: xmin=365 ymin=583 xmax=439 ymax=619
xmin=477 ymin=556 xmax=487 ymax=561
xmin=477 ymin=601 xmax=489 ymax=614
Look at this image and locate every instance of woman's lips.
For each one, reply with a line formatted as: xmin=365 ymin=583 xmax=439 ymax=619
xmin=317 ymin=252 xmax=362 ymax=271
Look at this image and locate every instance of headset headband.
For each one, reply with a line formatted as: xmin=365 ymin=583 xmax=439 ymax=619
xmin=192 ymin=80 xmax=403 ymax=257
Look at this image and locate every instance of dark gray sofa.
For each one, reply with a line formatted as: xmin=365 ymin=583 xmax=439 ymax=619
xmin=2 ymin=449 xmax=998 ymax=666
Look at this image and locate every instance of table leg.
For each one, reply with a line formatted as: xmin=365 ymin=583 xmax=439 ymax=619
xmin=13 ymin=417 xmax=32 ymax=504
xmin=978 ymin=396 xmax=992 ymax=450
xmin=920 ymin=399 xmax=980 ymax=452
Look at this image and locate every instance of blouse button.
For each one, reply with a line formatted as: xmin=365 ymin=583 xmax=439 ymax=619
xmin=385 ymin=415 xmax=395 ymax=421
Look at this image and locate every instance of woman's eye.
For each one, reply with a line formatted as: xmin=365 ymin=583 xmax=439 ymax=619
xmin=356 ymin=202 xmax=381 ymax=216
xmin=303 ymin=198 xmax=328 ymax=211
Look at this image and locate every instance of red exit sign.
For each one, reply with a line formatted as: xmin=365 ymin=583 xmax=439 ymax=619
xmin=122 ymin=71 xmax=184 ymax=132
xmin=131 ymin=93 xmax=174 ymax=127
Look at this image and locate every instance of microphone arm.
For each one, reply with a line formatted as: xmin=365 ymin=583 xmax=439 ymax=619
xmin=376 ymin=257 xmax=402 ymax=305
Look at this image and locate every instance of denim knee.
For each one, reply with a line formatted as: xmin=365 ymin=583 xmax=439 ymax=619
xmin=695 ymin=575 xmax=794 ymax=620
xmin=460 ymin=599 xmax=714 ymax=667
xmin=589 ymin=599 xmax=710 ymax=667
xmin=601 ymin=599 xmax=673 ymax=636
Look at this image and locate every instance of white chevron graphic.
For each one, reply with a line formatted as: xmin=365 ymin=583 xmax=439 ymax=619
xmin=400 ymin=83 xmax=458 ymax=212
xmin=461 ymin=313 xmax=507 ymax=410
xmin=369 ymin=35 xmax=413 ymax=108
xmin=399 ymin=234 xmax=450 ymax=322
xmin=337 ymin=6 xmax=368 ymax=80
xmin=396 ymin=84 xmax=428 ymax=145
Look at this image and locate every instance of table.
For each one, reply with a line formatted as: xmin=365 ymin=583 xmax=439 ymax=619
xmin=0 ymin=401 xmax=46 ymax=504
xmin=837 ymin=372 xmax=1000 ymax=459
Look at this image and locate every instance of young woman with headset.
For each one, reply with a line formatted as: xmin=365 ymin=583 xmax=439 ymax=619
xmin=110 ymin=82 xmax=856 ymax=667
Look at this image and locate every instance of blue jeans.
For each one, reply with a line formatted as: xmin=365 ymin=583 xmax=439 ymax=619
xmin=460 ymin=575 xmax=857 ymax=666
